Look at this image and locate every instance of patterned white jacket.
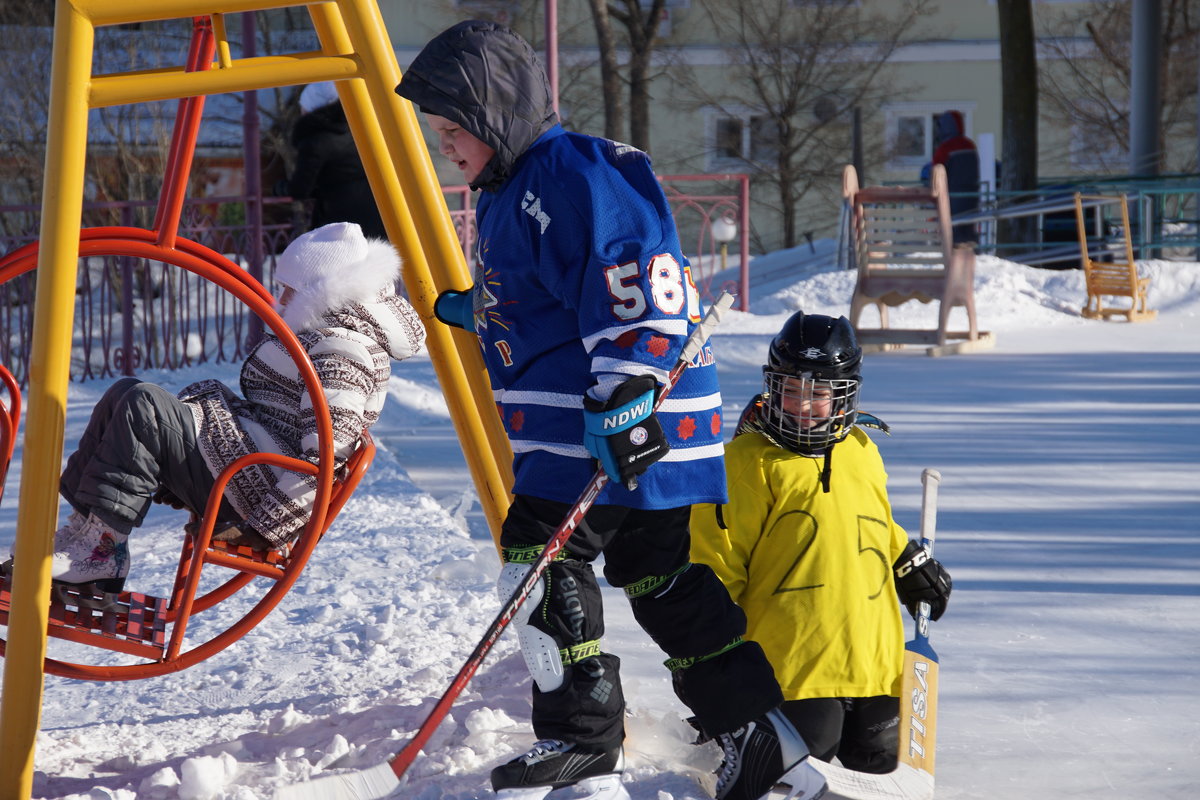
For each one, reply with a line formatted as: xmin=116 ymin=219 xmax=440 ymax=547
xmin=180 ymin=288 xmax=424 ymax=547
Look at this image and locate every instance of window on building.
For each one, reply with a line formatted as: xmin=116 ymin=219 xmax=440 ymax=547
xmin=748 ymin=115 xmax=780 ymax=164
xmin=1068 ymin=101 xmax=1126 ymax=170
xmin=706 ymin=107 xmax=780 ymax=171
xmin=715 ymin=117 xmax=743 ymax=161
xmin=883 ymin=103 xmax=975 ymax=171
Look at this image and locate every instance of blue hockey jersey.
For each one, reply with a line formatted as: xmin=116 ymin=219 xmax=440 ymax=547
xmin=467 ymin=126 xmax=727 ymax=509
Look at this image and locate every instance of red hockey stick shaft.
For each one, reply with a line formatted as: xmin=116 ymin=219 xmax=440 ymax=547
xmin=387 ymin=291 xmax=734 ymax=781
xmin=273 ymin=293 xmax=734 ymax=800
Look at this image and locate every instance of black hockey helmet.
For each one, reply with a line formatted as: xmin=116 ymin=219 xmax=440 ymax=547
xmin=760 ymin=311 xmax=862 ymax=454
xmin=766 ymin=311 xmax=862 ymax=382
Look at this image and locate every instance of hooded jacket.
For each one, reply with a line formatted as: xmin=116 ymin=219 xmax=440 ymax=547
xmin=396 ymin=20 xmax=558 ymax=192
xmin=396 ymin=21 xmax=726 ymax=510
xmin=932 ymin=110 xmax=980 ymax=243
xmin=179 ymin=241 xmax=425 ymax=547
xmin=284 ymin=102 xmax=387 ymax=238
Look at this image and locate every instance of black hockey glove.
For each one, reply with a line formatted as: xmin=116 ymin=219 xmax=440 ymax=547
xmin=433 ymin=288 xmax=474 ymax=330
xmin=894 ymin=539 xmax=952 ymax=621
xmin=582 ymin=374 xmax=669 ymax=490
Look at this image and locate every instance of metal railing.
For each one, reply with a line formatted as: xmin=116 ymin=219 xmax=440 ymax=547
xmin=0 ymin=176 xmax=752 ymax=385
xmin=861 ymin=173 xmax=1200 ymax=267
xmin=950 ymin=174 xmax=1200 ymax=266
xmin=0 ymin=195 xmax=297 ymax=387
xmin=443 ymin=174 xmax=752 ymax=308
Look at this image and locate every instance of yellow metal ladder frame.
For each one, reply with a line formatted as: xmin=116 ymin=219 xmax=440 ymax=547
xmin=0 ymin=2 xmax=514 ymax=795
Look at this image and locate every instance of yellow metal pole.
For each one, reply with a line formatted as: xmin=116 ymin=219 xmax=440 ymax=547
xmin=338 ymin=0 xmax=515 ymax=484
xmin=75 ymin=0 xmax=303 ymax=26
xmin=88 ymin=52 xmax=363 ymax=108
xmin=312 ymin=1 xmax=514 ymax=540
xmin=0 ymin=2 xmax=94 ymax=795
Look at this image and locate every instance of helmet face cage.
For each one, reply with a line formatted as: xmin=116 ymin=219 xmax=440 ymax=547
xmin=761 ymin=371 xmax=860 ymax=454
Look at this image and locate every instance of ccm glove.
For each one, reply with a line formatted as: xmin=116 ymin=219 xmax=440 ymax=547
xmin=582 ymin=374 xmax=669 ymax=489
xmin=894 ymin=539 xmax=952 ymax=621
xmin=433 ymin=288 xmax=474 ymax=330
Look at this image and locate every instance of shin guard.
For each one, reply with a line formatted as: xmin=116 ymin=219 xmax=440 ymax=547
xmin=498 ymin=561 xmax=565 ymax=692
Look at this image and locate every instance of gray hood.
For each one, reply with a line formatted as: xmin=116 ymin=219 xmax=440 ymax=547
xmin=395 ymin=20 xmax=559 ymax=191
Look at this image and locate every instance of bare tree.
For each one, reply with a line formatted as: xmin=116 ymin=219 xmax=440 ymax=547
xmin=607 ymin=0 xmax=668 ymax=152
xmin=1037 ymin=0 xmax=1198 ymax=175
xmin=681 ymin=0 xmax=935 ymax=251
xmin=586 ymin=0 xmax=624 ymax=140
xmin=997 ymin=0 xmax=1039 ymax=248
xmin=0 ymin=13 xmax=189 ymax=233
xmin=577 ymin=0 xmax=669 ymax=151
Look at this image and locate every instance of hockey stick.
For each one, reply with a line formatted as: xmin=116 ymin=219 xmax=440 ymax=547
xmin=809 ymin=467 xmax=942 ymax=800
xmin=274 ymin=291 xmax=736 ymax=800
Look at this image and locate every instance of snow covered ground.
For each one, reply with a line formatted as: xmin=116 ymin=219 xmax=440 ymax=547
xmin=1 ymin=254 xmax=1198 ymax=799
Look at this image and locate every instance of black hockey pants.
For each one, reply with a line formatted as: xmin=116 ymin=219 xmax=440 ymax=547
xmin=780 ymin=695 xmax=900 ymax=774
xmin=500 ymin=494 xmax=782 ymax=750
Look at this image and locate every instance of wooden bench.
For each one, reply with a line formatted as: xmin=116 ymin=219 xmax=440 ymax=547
xmin=1073 ymin=192 xmax=1156 ymax=322
xmin=844 ymin=164 xmax=993 ymax=356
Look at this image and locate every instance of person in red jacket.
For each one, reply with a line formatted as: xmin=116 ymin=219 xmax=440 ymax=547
xmin=931 ymin=110 xmax=980 ymax=245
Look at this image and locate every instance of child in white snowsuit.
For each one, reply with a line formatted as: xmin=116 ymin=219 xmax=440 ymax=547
xmin=22 ymin=222 xmax=424 ymax=595
xmin=691 ymin=311 xmax=952 ymax=773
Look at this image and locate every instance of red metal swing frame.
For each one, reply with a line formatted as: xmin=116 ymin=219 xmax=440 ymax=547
xmin=0 ymin=16 xmax=373 ymax=681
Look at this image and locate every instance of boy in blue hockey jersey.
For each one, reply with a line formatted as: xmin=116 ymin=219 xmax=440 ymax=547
xmin=397 ymin=20 xmax=826 ymax=800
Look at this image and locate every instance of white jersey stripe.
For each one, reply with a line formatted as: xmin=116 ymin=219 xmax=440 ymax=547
xmin=582 ymin=318 xmax=690 ymax=351
xmin=493 ymin=386 xmax=719 ymax=411
xmin=589 ymin=357 xmax=671 ymax=383
xmin=660 ymin=392 xmax=723 ymax=413
xmin=510 ymin=440 xmax=591 ymax=458
xmin=509 ymin=440 xmax=724 ymax=462
xmin=660 ymin=442 xmax=726 ymax=461
xmin=494 ymin=389 xmax=583 ymax=407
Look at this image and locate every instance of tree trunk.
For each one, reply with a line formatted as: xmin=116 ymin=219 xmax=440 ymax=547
xmin=629 ymin=47 xmax=652 ymax=152
xmin=997 ymin=0 xmax=1039 ymax=249
xmin=612 ymin=0 xmax=665 ymax=154
xmin=609 ymin=0 xmax=667 ymax=154
xmin=587 ymin=0 xmax=624 ymax=141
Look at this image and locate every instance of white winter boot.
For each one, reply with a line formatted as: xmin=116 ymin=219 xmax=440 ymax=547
xmin=2 ymin=510 xmax=87 ymax=579
xmin=51 ymin=511 xmax=130 ymax=592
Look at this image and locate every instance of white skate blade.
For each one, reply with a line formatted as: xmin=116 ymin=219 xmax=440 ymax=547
xmin=496 ymin=773 xmax=629 ymax=800
xmin=763 ymin=757 xmax=829 ymax=800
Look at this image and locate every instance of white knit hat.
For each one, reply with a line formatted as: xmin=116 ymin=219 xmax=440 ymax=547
xmin=299 ymin=81 xmax=339 ymax=114
xmin=275 ymin=222 xmax=401 ymax=330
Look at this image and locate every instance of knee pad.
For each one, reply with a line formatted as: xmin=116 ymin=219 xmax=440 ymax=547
xmin=498 ymin=562 xmax=565 ymax=692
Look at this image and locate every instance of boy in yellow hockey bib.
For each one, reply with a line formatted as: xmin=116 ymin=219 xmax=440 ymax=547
xmin=691 ymin=311 xmax=952 ymax=774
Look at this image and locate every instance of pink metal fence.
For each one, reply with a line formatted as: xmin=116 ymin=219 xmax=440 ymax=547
xmin=0 ymin=175 xmax=749 ymax=385
xmin=443 ymin=175 xmax=751 ymax=310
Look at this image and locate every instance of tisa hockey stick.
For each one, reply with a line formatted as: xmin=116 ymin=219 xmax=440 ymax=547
xmin=274 ymin=291 xmax=736 ymax=800
xmin=809 ymin=467 xmax=942 ymax=800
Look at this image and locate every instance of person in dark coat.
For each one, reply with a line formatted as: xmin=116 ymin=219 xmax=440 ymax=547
xmin=278 ymin=82 xmax=388 ymax=240
xmin=931 ymin=110 xmax=980 ymax=245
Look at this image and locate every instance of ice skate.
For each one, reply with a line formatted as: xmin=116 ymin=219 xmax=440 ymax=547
xmin=713 ymin=709 xmax=827 ymax=800
xmin=491 ymin=739 xmax=629 ymax=800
